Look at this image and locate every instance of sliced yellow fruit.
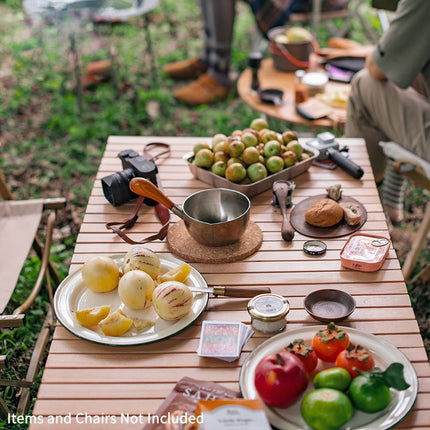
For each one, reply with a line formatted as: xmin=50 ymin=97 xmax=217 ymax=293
xmin=75 ymin=305 xmax=111 ymax=328
xmin=157 ymin=264 xmax=191 ymax=284
xmin=132 ymin=318 xmax=155 ymax=332
xmin=98 ymin=310 xmax=133 ymax=336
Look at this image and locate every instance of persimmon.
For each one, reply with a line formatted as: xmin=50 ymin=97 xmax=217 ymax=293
xmin=286 ymin=338 xmax=318 ymax=374
xmin=335 ymin=344 xmax=375 ymax=379
xmin=312 ymin=322 xmax=350 ymax=362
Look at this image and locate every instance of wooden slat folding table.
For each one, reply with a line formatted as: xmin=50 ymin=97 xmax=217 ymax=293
xmin=28 ymin=136 xmax=430 ymax=429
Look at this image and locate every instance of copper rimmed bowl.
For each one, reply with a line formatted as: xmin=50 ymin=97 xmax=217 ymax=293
xmin=304 ymin=289 xmax=356 ymax=323
xmin=130 ymin=178 xmax=250 ymax=247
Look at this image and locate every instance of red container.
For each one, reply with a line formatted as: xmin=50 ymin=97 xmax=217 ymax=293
xmin=340 ymin=233 xmax=391 ymax=272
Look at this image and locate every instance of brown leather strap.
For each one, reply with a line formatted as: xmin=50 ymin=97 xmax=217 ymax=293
xmin=105 ymin=143 xmax=171 ymax=245
xmin=143 ymin=142 xmax=171 ymax=162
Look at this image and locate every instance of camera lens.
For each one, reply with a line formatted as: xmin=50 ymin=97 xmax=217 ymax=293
xmin=101 ymin=168 xmax=136 ymax=206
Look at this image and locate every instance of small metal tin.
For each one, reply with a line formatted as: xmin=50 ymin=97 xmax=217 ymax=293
xmin=303 ymin=240 xmax=327 ymax=255
xmin=247 ymin=294 xmax=290 ymax=334
xmin=340 ymin=233 xmax=391 ymax=272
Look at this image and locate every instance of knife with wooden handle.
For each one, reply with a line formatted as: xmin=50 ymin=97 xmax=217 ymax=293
xmin=189 ymin=286 xmax=271 ymax=297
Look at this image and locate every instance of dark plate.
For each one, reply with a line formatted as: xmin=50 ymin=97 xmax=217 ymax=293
xmin=304 ymin=288 xmax=356 ymax=323
xmin=289 ymin=194 xmax=367 ymax=238
xmin=259 ymin=88 xmax=284 ymax=105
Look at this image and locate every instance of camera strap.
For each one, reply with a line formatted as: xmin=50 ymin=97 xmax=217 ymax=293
xmin=105 ymin=142 xmax=171 ymax=245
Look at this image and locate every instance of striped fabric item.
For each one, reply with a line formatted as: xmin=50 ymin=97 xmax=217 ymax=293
xmin=382 ymin=160 xmax=406 ymax=211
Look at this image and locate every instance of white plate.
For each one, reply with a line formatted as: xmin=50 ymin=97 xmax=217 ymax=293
xmin=54 ymin=254 xmax=209 ymax=346
xmin=240 ymin=326 xmax=418 ymax=430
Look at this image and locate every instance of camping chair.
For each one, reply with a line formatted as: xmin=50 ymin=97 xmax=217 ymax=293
xmin=380 ymin=143 xmax=430 ymax=283
xmin=0 ymin=172 xmax=66 ymax=416
xmin=289 ymin=0 xmax=367 ymax=39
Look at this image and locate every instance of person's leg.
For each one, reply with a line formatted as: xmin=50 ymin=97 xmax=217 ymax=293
xmin=163 ymin=0 xmax=209 ymax=80
xmin=346 ymin=69 xmax=430 ymax=178
xmin=199 ymin=0 xmax=210 ymax=64
xmin=173 ymin=0 xmax=235 ymax=105
xmin=345 ymin=68 xmax=430 ymax=222
xmin=204 ymin=0 xmax=236 ymax=88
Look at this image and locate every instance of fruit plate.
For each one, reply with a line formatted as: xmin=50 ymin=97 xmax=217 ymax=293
xmin=54 ymin=254 xmax=209 ymax=346
xmin=239 ymin=326 xmax=418 ymax=430
xmin=184 ymin=143 xmax=319 ymax=198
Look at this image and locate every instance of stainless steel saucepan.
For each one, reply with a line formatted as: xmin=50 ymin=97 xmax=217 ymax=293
xmin=129 ymin=178 xmax=251 ymax=247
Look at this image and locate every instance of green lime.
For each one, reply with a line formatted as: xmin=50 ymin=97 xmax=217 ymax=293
xmin=301 ymin=388 xmax=353 ymax=430
xmin=349 ymin=375 xmax=392 ymax=413
xmin=313 ymin=367 xmax=351 ymax=391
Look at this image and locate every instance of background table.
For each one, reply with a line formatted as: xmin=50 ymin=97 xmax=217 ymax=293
xmin=237 ymin=58 xmax=349 ymax=129
xmin=30 ymin=136 xmax=430 ymax=429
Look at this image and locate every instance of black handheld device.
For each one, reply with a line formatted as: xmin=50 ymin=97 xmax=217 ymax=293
xmin=307 ymin=132 xmax=364 ymax=179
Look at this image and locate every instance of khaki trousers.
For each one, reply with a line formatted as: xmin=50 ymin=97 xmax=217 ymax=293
xmin=345 ymin=69 xmax=430 ymax=178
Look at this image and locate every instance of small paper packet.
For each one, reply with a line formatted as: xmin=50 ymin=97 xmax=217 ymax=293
xmin=143 ymin=377 xmax=240 ymax=430
xmin=193 ymin=398 xmax=272 ymax=430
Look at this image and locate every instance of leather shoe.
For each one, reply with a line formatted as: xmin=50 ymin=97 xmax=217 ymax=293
xmin=163 ymin=57 xmax=208 ymax=80
xmin=174 ymin=74 xmax=229 ymax=105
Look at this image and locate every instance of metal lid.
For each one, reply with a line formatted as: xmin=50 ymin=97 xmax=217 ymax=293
xmin=247 ymin=294 xmax=290 ymax=321
xmin=303 ymin=240 xmax=327 ymax=255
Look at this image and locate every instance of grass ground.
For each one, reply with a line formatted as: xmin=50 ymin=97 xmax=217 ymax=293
xmin=0 ymin=0 xmax=428 ymax=424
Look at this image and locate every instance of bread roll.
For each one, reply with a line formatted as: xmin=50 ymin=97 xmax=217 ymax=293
xmin=340 ymin=202 xmax=363 ymax=226
xmin=305 ymin=198 xmax=344 ymax=227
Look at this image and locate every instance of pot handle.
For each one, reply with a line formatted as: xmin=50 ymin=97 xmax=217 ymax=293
xmin=130 ymin=178 xmax=175 ymax=210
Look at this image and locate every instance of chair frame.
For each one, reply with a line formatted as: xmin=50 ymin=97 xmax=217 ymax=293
xmin=391 ymin=163 xmax=430 ymax=282
xmin=290 ymin=0 xmax=369 ymax=39
xmin=0 ymin=172 xmax=66 ymax=417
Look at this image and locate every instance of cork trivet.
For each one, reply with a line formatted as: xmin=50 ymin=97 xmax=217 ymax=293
xmin=290 ymin=194 xmax=367 ymax=239
xmin=166 ymin=220 xmax=263 ymax=263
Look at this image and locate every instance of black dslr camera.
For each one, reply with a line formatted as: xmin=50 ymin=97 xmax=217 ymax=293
xmin=101 ymin=149 xmax=158 ymax=206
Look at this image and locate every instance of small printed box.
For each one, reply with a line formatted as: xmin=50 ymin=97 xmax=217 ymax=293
xmin=340 ymin=233 xmax=391 ymax=272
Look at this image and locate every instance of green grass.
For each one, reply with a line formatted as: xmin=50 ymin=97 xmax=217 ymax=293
xmin=0 ymin=1 xmax=428 ymax=425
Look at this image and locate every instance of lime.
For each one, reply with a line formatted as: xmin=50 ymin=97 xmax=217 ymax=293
xmin=349 ymin=375 xmax=392 ymax=413
xmin=313 ymin=367 xmax=351 ymax=391
xmin=301 ymin=388 xmax=353 ymax=430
